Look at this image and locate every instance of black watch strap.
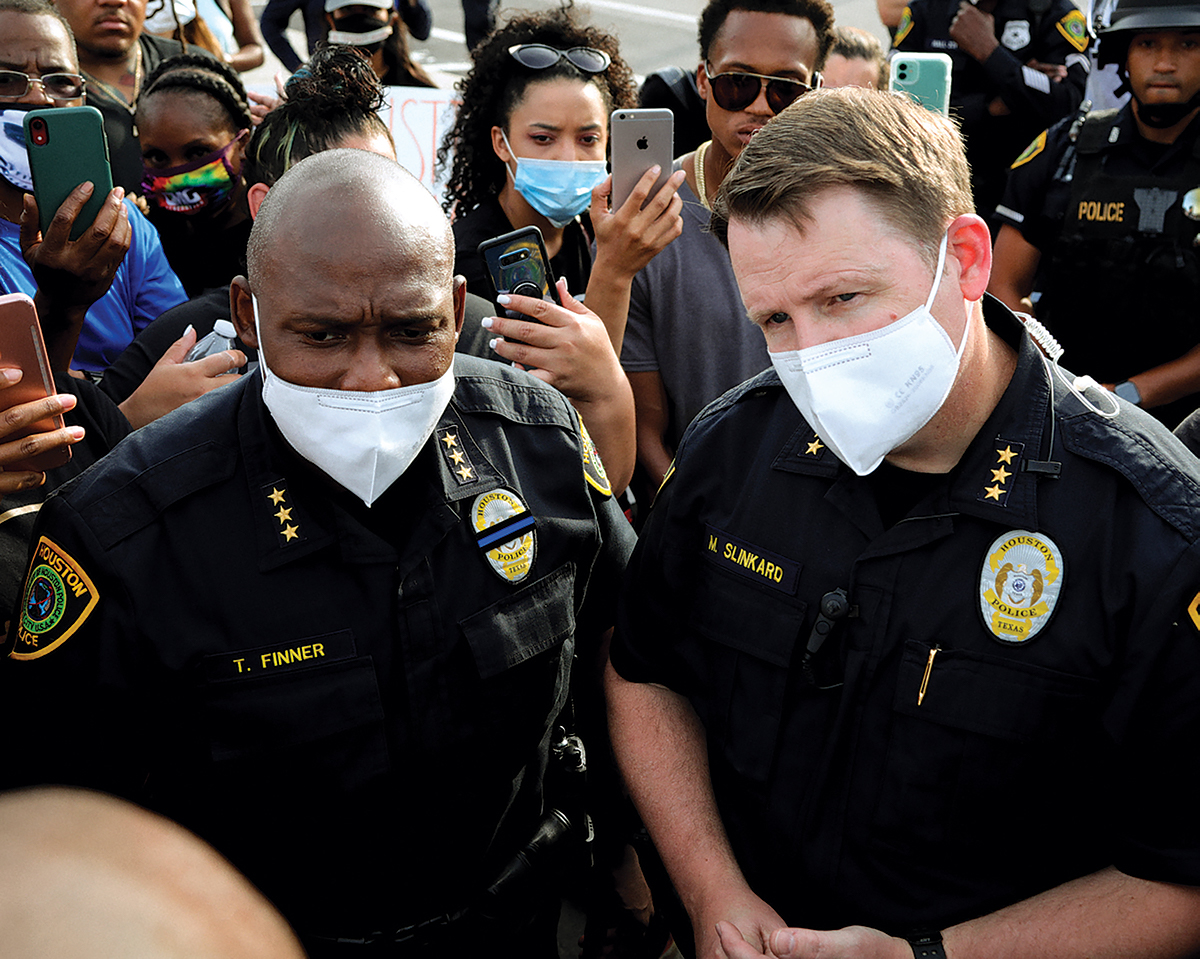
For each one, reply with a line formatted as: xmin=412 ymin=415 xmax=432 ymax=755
xmin=907 ymin=931 xmax=946 ymax=959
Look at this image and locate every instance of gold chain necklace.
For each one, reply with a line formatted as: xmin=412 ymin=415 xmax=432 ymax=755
xmin=85 ymin=42 xmax=142 ymax=113
xmin=694 ymin=139 xmax=712 ymax=211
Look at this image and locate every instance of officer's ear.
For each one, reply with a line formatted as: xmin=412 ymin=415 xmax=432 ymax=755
xmin=230 ymin=277 xmax=259 ymax=349
xmin=946 ymin=214 xmax=992 ymax=302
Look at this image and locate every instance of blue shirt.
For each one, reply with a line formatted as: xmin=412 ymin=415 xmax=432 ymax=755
xmin=0 ymin=198 xmax=187 ymax=371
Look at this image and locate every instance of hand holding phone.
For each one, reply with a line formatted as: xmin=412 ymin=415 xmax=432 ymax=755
xmin=25 ymin=107 xmax=114 ymax=241
xmin=0 ymin=293 xmax=80 ymax=476
xmin=478 ymin=226 xmax=562 ymax=317
xmin=610 ymin=108 xmax=675 ymax=211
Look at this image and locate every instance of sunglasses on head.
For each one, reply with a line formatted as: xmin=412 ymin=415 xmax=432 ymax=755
xmin=508 ymin=44 xmax=612 ymax=74
xmin=0 ymin=70 xmax=86 ymax=101
xmin=704 ymin=62 xmax=818 ymax=114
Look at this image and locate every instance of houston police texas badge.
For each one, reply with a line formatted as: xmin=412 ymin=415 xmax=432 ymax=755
xmin=472 ymin=488 xmax=536 ymax=584
xmin=978 ymin=530 xmax=1064 ymax=644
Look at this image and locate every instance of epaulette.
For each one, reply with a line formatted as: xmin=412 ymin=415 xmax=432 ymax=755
xmin=1058 ymin=405 xmax=1200 ymax=542
xmin=450 ymin=354 xmax=576 ymax=431
xmin=1075 ymin=107 xmax=1123 ymax=154
xmin=65 ymin=384 xmax=244 ymax=550
xmin=691 ymin=367 xmax=783 ymax=424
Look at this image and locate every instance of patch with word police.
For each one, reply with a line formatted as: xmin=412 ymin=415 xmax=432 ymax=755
xmin=11 ymin=537 xmax=100 ymax=660
xmin=704 ymin=525 xmax=800 ymax=595
xmin=977 ymin=440 xmax=1024 ymax=507
xmin=472 ymin=488 xmax=536 ymax=584
xmin=578 ymin=412 xmax=611 ymax=496
xmin=202 ymin=630 xmax=356 ymax=682
xmin=1001 ymin=19 xmax=1030 ymax=50
xmin=1056 ymin=8 xmax=1088 ymax=52
xmin=1011 ymin=132 xmax=1046 ymax=169
xmin=263 ymin=482 xmax=305 ymax=546
xmin=439 ymin=428 xmax=477 ymax=485
xmin=978 ymin=530 xmax=1063 ymax=644
xmin=893 ymin=6 xmax=913 ymax=45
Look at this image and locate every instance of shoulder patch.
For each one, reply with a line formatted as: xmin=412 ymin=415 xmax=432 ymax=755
xmin=1188 ymin=591 xmax=1200 ymax=632
xmin=11 ymin=536 xmax=100 ymax=660
xmin=578 ymin=412 xmax=611 ymax=497
xmin=1056 ymin=8 xmax=1089 ymax=53
xmin=1011 ymin=131 xmax=1047 ymax=169
xmin=894 ymin=6 xmax=914 ymax=45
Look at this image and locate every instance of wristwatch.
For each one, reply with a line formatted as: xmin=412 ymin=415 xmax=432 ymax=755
xmin=907 ymin=931 xmax=946 ymax=959
xmin=1114 ymin=380 xmax=1142 ymax=406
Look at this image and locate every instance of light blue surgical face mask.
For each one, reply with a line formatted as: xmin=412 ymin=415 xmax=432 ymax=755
xmin=501 ymin=129 xmax=607 ymax=227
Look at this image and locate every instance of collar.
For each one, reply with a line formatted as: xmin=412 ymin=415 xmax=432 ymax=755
xmin=770 ymin=297 xmax=1056 ymax=529
xmin=237 ymin=371 xmax=514 ymax=575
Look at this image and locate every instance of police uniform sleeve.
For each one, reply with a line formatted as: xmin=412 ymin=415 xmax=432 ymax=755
xmin=995 ymin=117 xmax=1073 ymax=250
xmin=978 ymin=0 xmax=1089 ymax=129
xmin=891 ymin=2 xmax=927 ymax=52
xmin=0 ymin=490 xmax=153 ymax=797
xmin=1106 ymin=544 xmax=1200 ymax=885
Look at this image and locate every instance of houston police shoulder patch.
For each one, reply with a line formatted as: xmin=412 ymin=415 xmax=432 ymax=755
xmin=12 ymin=536 xmax=100 ymax=660
xmin=893 ymin=6 xmax=914 ymax=45
xmin=1056 ymin=8 xmax=1088 ymax=52
xmin=577 ymin=412 xmax=611 ymax=497
xmin=472 ymin=488 xmax=535 ymax=584
xmin=1011 ymin=131 xmax=1046 ymax=169
xmin=978 ymin=530 xmax=1063 ymax=645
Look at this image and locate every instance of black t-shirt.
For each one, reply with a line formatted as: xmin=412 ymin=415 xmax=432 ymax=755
xmin=147 ymin=209 xmax=252 ymax=300
xmin=452 ymin=196 xmax=593 ymax=306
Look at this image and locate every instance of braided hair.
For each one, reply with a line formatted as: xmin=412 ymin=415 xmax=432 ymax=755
xmin=136 ymin=53 xmax=253 ymax=131
xmin=437 ymin=4 xmax=636 ymax=216
xmin=241 ymin=44 xmax=391 ymax=188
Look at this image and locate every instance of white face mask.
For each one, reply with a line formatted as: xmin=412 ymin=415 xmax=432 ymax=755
xmin=769 ymin=234 xmax=966 ymax=476
xmin=0 ymin=110 xmax=33 ymax=192
xmin=253 ymin=296 xmax=456 ymax=507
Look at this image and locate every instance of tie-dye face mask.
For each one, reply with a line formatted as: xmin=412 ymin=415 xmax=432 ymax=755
xmin=142 ymin=129 xmax=247 ymax=214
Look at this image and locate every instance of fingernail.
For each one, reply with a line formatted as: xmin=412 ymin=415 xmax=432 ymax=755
xmin=496 ymin=294 xmax=511 ymax=305
xmin=67 ymin=426 xmax=86 ymax=440
xmin=481 ymin=316 xmax=493 ymax=329
xmin=777 ymin=931 xmax=795 ymax=953
xmin=183 ymin=324 xmax=195 ymax=338
xmin=0 ymin=368 xmax=21 ymax=384
xmin=650 ymin=164 xmax=661 ymax=174
xmin=488 ymin=337 xmax=499 ymax=351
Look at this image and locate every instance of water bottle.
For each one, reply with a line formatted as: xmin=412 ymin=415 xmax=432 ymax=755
xmin=185 ymin=319 xmax=239 ymax=371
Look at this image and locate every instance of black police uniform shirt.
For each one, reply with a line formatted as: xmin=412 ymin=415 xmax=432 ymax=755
xmin=997 ymin=104 xmax=1200 ymax=428
xmin=893 ymin=0 xmax=1089 ymax=220
xmin=0 ymin=353 xmax=635 ymax=939
xmin=610 ymin=298 xmax=1200 ymax=935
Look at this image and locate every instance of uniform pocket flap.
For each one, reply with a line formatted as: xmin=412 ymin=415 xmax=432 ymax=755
xmin=691 ymin=567 xmax=806 ymax=667
xmin=460 ymin=563 xmax=576 ymax=679
xmin=893 ymin=640 xmax=1097 ymax=742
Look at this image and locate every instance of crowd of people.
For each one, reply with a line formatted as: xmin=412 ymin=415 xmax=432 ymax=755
xmin=2 ymin=0 xmax=1200 ymax=956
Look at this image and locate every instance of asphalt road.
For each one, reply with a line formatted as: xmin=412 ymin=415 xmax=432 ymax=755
xmin=245 ymin=0 xmax=892 ymax=89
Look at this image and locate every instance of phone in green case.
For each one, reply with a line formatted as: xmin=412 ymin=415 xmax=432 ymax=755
xmin=24 ymin=106 xmax=113 ymax=240
xmin=889 ymin=53 xmax=953 ymax=116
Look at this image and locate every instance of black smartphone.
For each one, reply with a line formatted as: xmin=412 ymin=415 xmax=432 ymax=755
xmin=477 ymin=226 xmax=563 ymax=318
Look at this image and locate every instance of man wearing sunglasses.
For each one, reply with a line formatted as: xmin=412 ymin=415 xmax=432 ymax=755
xmin=621 ymin=0 xmax=833 ymax=502
xmin=892 ymin=0 xmax=1090 ymax=228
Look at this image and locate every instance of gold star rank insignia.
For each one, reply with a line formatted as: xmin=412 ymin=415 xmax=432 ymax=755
xmin=806 ymin=436 xmax=824 ymax=455
xmin=282 ymin=524 xmax=300 ymax=542
xmin=267 ymin=487 xmax=287 ymax=506
xmin=439 ymin=427 xmax=479 ymax=485
xmin=996 ymin=446 xmax=1018 ymax=465
xmin=984 ymin=484 xmax=1004 ymax=501
xmin=991 ymin=466 xmax=1011 ymax=484
xmin=274 ymin=506 xmax=292 ymax=523
xmin=262 ymin=481 xmax=305 ymax=546
xmin=977 ymin=438 xmax=1025 ymax=507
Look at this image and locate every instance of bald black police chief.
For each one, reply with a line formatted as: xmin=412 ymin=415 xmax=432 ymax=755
xmin=1 ymin=149 xmax=635 ymax=957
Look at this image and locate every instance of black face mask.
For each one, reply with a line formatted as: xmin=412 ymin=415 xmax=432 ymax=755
xmin=328 ymin=13 xmax=392 ymax=54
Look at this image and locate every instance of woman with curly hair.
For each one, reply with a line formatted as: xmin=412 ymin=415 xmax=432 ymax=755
xmin=135 ymin=53 xmax=255 ymax=296
xmin=440 ymin=4 xmax=685 ymax=354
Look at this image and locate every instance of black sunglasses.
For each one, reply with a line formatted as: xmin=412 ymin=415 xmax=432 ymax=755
xmin=0 ymin=70 xmax=86 ymax=101
xmin=704 ymin=62 xmax=818 ymax=114
xmin=508 ymin=44 xmax=612 ymax=74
